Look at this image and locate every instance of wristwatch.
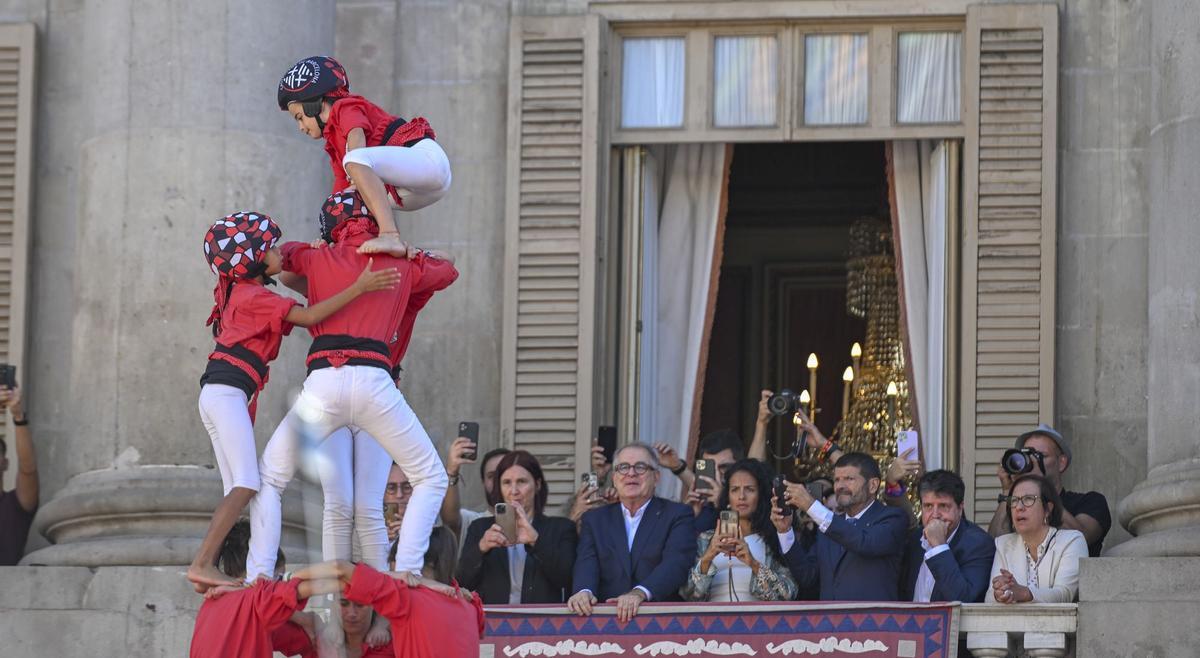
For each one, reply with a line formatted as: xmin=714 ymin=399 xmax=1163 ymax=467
xmin=448 ymin=473 xmax=460 ymax=486
xmin=669 ymin=462 xmax=687 ymax=476
xmin=12 ymin=414 xmax=27 ymax=426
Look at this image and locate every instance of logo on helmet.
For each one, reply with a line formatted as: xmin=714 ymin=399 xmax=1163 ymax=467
xmin=280 ymin=59 xmax=321 ymax=93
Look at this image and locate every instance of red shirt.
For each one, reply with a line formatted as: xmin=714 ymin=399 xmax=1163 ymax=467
xmin=270 ymin=621 xmax=315 ymax=658
xmin=343 ymin=564 xmax=485 ymax=658
xmin=189 ymin=579 xmax=308 ymax=658
xmin=389 ymin=252 xmax=458 ymax=368
xmin=280 ymin=237 xmax=458 ymax=370
xmin=322 ymin=95 xmax=398 ymax=192
xmin=212 ymin=280 xmax=299 ymax=365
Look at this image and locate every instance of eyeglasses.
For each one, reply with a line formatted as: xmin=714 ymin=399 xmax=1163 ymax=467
xmin=614 ymin=462 xmax=657 ymax=476
xmin=1006 ymin=494 xmax=1042 ymax=509
xmin=386 ymin=482 xmax=414 ymax=496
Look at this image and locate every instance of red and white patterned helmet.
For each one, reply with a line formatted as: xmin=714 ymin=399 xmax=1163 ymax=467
xmin=203 ymin=212 xmax=281 ymax=279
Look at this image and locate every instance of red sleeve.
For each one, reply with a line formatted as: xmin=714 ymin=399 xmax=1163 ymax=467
xmin=280 ymin=241 xmax=314 ymax=276
xmin=333 ymin=102 xmax=373 ymax=144
xmin=253 ymin=580 xmax=307 ymax=630
xmin=411 ymin=252 xmax=459 ymax=297
xmin=344 ymin=563 xmax=411 ymax=621
xmin=253 ymin=288 xmax=300 ymax=337
xmin=270 ymin=621 xmax=315 ymax=658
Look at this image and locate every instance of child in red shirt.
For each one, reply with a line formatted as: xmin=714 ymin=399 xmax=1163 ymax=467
xmin=291 ymin=527 xmax=485 ymax=658
xmin=190 ymin=520 xmax=336 ymax=658
xmin=277 ymin=55 xmax=451 ymax=256
xmin=188 ymin=211 xmax=401 ymax=592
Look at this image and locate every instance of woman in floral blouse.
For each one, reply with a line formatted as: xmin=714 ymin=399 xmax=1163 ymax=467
xmin=681 ymin=459 xmax=798 ymax=602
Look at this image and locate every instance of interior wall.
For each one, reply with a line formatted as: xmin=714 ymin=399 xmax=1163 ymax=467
xmin=700 ymin=142 xmax=887 ymax=451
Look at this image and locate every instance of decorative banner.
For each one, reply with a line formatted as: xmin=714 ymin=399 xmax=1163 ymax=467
xmin=481 ymin=602 xmax=959 ymax=658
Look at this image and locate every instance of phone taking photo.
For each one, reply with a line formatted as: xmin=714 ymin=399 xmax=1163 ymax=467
xmin=597 ymin=425 xmax=617 ymax=464
xmin=694 ymin=459 xmax=717 ymax=494
xmin=459 ymin=421 xmax=480 ymax=461
xmin=494 ymin=502 xmax=518 ymax=543
xmin=718 ymin=509 xmax=739 ymax=537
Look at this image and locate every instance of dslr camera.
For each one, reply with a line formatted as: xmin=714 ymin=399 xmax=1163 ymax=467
xmin=767 ymin=388 xmax=801 ymax=416
xmin=1001 ymin=447 xmax=1045 ymax=476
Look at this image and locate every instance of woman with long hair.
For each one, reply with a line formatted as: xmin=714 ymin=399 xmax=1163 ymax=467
xmin=681 ymin=459 xmax=797 ymax=601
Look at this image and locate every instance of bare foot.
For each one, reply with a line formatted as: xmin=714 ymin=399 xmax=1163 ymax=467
xmin=188 ymin=563 xmax=240 ymax=590
xmin=357 ymin=233 xmax=409 ymax=257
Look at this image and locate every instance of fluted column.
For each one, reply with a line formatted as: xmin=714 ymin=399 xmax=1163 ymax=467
xmin=23 ymin=0 xmax=334 ymax=566
xmin=1113 ymin=0 xmax=1200 ymax=557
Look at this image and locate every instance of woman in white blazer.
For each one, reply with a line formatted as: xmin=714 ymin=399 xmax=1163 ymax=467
xmin=986 ymin=473 xmax=1088 ymax=603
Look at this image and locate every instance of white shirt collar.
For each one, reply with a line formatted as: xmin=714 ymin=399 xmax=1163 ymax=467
xmin=848 ymin=499 xmax=875 ymax=520
xmin=621 ymin=498 xmax=651 ymax=522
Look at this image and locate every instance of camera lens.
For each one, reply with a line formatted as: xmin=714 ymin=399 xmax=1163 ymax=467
xmin=768 ymin=389 xmax=796 ymax=416
xmin=1001 ymin=449 xmax=1031 ymax=475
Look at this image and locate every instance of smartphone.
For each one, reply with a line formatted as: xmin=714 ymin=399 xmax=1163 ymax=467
xmin=459 ymin=421 xmax=480 ymax=461
xmin=896 ymin=430 xmax=919 ymax=461
xmin=597 ymin=425 xmax=618 ymax=464
xmin=494 ymin=502 xmax=518 ymax=543
xmin=773 ymin=475 xmax=795 ymax=514
xmin=384 ymin=502 xmax=400 ymax=526
xmin=694 ymin=459 xmax=717 ymax=494
xmin=0 ymin=364 xmax=14 ymax=389
xmin=718 ymin=509 xmax=739 ymax=537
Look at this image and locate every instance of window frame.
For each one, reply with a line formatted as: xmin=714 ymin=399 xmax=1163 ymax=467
xmin=609 ymin=18 xmax=967 ymax=145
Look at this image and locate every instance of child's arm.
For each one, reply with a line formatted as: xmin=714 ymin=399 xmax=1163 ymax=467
xmin=284 ymin=259 xmax=400 ymax=328
xmin=345 ymin=127 xmax=367 ymax=152
xmin=278 ymin=271 xmax=308 ymax=297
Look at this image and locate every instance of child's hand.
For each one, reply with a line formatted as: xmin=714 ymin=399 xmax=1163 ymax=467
xmin=354 ymin=258 xmax=402 ymax=293
xmin=309 ymin=238 xmax=328 ymax=249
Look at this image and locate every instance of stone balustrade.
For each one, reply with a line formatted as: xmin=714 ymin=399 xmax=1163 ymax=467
xmin=961 ymin=603 xmax=1077 ymax=658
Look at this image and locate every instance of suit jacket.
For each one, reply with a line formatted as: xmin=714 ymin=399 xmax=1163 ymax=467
xmin=572 ymin=497 xmax=697 ymax=602
xmin=784 ymin=501 xmax=909 ymax=601
xmin=899 ymin=518 xmax=995 ymax=602
xmin=456 ymin=514 xmax=578 ymax=604
xmin=985 ymin=528 xmax=1087 ymax=603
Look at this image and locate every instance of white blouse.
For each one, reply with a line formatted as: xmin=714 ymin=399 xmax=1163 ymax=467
xmin=707 ymin=534 xmax=767 ymax=603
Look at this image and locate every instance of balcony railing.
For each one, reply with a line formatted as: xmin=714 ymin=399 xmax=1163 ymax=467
xmin=962 ymin=602 xmax=1078 ymax=657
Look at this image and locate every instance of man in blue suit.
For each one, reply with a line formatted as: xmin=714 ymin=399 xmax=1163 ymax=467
xmin=775 ymin=452 xmax=909 ymax=600
xmin=899 ymin=469 xmax=995 ymax=602
xmin=568 ymin=442 xmax=697 ymax=622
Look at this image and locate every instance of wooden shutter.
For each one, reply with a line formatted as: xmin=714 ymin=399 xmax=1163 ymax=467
xmin=0 ymin=24 xmax=35 ymax=445
xmin=960 ymin=3 xmax=1058 ymax=520
xmin=501 ymin=16 xmax=604 ymax=509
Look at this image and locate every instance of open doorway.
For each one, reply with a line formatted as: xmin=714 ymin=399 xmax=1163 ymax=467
xmin=697 ymin=142 xmax=890 ymax=475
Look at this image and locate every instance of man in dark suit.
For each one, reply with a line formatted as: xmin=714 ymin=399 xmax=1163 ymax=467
xmin=568 ymin=442 xmax=697 ymax=622
xmin=775 ymin=452 xmax=908 ymax=601
xmin=899 ymin=469 xmax=995 ymax=602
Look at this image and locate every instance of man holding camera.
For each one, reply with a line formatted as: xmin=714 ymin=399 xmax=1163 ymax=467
xmin=775 ymin=452 xmax=908 ymax=601
xmin=987 ymin=424 xmax=1111 ymax=557
xmin=1 ymin=377 xmax=37 ymax=565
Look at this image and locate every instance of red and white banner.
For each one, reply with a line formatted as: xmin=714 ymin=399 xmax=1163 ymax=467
xmin=481 ymin=601 xmax=960 ymax=657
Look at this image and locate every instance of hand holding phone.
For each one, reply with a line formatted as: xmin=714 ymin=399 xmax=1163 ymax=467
xmin=494 ymin=502 xmax=518 ymax=544
xmin=694 ymin=459 xmax=717 ymax=497
xmin=458 ymin=421 xmax=480 ymax=461
xmin=597 ymin=425 xmax=617 ymax=464
xmin=773 ymin=475 xmax=796 ymax=515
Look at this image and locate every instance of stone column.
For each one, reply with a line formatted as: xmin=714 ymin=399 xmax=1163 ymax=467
xmin=1112 ymin=0 xmax=1200 ymax=558
xmin=23 ymin=0 xmax=334 ymax=566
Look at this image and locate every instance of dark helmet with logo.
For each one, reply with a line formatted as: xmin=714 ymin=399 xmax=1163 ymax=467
xmin=277 ymin=56 xmax=350 ymax=117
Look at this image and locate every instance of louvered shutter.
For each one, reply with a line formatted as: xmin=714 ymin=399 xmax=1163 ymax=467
xmin=0 ymin=24 xmax=35 ymax=444
xmin=960 ymin=3 xmax=1058 ymax=520
xmin=501 ymin=16 xmax=604 ymax=509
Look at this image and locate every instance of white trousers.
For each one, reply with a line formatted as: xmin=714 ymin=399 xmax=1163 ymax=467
xmin=342 ymin=138 xmax=452 ymax=211
xmin=246 ymin=366 xmax=447 ymax=579
xmin=198 ymin=384 xmax=260 ymax=495
xmin=316 ymin=425 xmax=392 ymax=570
